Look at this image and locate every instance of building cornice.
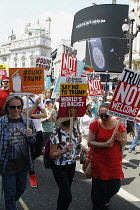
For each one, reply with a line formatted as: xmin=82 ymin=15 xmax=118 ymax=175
xmin=9 ymin=45 xmax=51 ymax=52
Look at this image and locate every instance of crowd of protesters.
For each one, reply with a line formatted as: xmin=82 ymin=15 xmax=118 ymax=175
xmin=0 ymin=79 xmax=137 ymax=210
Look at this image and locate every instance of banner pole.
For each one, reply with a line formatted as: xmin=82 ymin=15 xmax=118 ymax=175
xmin=26 ymin=95 xmax=29 ymax=129
xmin=69 ymin=117 xmax=73 ymax=143
xmin=110 ymin=118 xmax=122 ymax=141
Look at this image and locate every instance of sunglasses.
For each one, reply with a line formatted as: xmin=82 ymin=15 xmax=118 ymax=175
xmin=99 ymin=113 xmax=109 ymax=119
xmin=8 ymin=105 xmax=22 ymax=110
xmin=3 ymin=81 xmax=9 ymax=83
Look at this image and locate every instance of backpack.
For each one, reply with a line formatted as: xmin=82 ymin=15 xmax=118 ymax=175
xmin=43 ymin=128 xmax=61 ymax=169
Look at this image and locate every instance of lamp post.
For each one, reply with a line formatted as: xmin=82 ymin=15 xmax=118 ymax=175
xmin=104 ymin=71 xmax=108 ymax=102
xmin=122 ymin=9 xmax=140 ymax=69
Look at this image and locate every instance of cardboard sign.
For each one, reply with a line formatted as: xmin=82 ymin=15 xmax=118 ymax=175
xmin=61 ymin=53 xmax=77 ymax=77
xmin=108 ymin=68 xmax=140 ymax=121
xmin=87 ymin=73 xmax=102 ymax=97
xmin=9 ymin=68 xmax=44 ymax=94
xmin=59 ymin=77 xmax=87 ymax=117
xmin=81 ymin=64 xmax=94 ymax=77
xmin=35 ymin=56 xmax=52 ymax=76
xmin=45 ymin=76 xmax=51 ymax=90
xmin=76 ymin=60 xmax=85 ymax=77
xmin=51 ymin=75 xmax=60 ymax=98
xmin=0 ymin=65 xmax=7 ymax=80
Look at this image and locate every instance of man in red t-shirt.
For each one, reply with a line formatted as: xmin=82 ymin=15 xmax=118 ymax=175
xmin=0 ymin=77 xmax=9 ymax=117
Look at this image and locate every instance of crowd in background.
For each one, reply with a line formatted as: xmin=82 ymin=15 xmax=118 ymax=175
xmin=0 ymin=78 xmax=138 ymax=210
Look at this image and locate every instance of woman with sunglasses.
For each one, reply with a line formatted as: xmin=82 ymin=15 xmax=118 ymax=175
xmin=0 ymin=95 xmax=36 ymax=210
xmin=88 ymin=102 xmax=127 ymax=210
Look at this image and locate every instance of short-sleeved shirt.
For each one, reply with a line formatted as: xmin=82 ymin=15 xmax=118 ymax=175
xmin=22 ymin=95 xmax=45 ymax=131
xmin=89 ymin=120 xmax=126 ymax=180
xmin=42 ymin=109 xmax=57 ymax=132
xmin=0 ymin=89 xmax=9 ymax=114
xmin=50 ymin=129 xmax=78 ymax=165
xmin=4 ymin=117 xmax=29 ymax=175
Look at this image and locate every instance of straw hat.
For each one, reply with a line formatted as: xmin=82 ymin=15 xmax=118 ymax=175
xmin=56 ymin=117 xmax=70 ymax=126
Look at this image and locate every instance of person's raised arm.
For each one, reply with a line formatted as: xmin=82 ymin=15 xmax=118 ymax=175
xmin=31 ymin=108 xmax=47 ymax=119
xmin=22 ymin=98 xmax=41 ymax=117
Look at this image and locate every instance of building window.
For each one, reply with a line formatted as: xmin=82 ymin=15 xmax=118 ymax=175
xmin=3 ymin=57 xmax=7 ymax=62
xmin=14 ymin=59 xmax=17 ymax=67
xmin=22 ymin=57 xmax=26 ymax=67
xmin=41 ymin=50 xmax=46 ymax=56
xmin=30 ymin=56 xmax=34 ymax=66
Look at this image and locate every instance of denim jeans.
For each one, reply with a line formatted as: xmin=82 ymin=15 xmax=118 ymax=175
xmin=91 ymin=178 xmax=121 ymax=210
xmin=2 ymin=170 xmax=27 ymax=210
xmin=129 ymin=124 xmax=140 ymax=151
xmin=52 ymin=163 xmax=76 ymax=210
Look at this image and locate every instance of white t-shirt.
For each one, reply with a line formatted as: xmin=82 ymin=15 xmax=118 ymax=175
xmin=22 ymin=95 xmax=45 ymax=131
xmin=80 ymin=114 xmax=95 ymax=136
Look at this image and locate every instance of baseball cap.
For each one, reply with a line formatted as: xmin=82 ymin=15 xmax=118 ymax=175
xmin=46 ymin=99 xmax=52 ymax=103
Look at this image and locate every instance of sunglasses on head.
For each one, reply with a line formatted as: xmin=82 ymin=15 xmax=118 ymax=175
xmin=8 ymin=105 xmax=22 ymax=110
xmin=3 ymin=81 xmax=9 ymax=83
xmin=99 ymin=113 xmax=109 ymax=119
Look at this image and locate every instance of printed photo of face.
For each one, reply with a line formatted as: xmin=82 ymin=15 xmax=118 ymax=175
xmin=66 ymin=106 xmax=78 ymax=117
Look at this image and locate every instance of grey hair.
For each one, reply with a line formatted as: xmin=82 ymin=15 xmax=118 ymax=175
xmin=99 ymin=102 xmax=110 ymax=113
xmin=3 ymin=95 xmax=24 ymax=115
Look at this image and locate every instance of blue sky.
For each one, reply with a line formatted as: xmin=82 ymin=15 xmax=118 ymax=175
xmin=0 ymin=0 xmax=129 ymax=50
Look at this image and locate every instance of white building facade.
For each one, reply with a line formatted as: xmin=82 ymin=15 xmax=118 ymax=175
xmin=0 ymin=20 xmax=52 ymax=73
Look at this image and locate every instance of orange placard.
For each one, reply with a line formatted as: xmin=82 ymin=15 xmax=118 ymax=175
xmin=9 ymin=68 xmax=44 ymax=94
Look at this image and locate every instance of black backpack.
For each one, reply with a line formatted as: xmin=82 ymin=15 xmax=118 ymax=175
xmin=43 ymin=128 xmax=61 ymax=169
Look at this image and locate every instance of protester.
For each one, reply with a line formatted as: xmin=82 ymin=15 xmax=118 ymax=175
xmin=0 ymin=95 xmax=36 ymax=210
xmin=50 ymin=117 xmax=86 ymax=210
xmin=22 ymin=94 xmax=46 ymax=187
xmin=88 ymin=102 xmax=127 ymax=210
xmin=128 ymin=110 xmax=140 ymax=154
xmin=41 ymin=99 xmax=57 ymax=150
xmin=90 ymin=98 xmax=99 ymax=118
xmin=0 ymin=77 xmax=9 ymax=117
xmin=106 ymin=91 xmax=113 ymax=102
xmin=80 ymin=100 xmax=95 ymax=150
xmin=44 ymin=89 xmax=52 ymax=100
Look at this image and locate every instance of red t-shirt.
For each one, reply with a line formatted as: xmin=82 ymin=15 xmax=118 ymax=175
xmin=89 ymin=120 xmax=126 ymax=180
xmin=0 ymin=89 xmax=9 ymax=114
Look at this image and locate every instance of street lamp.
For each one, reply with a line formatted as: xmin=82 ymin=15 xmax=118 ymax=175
xmin=104 ymin=71 xmax=108 ymax=102
xmin=122 ymin=9 xmax=140 ymax=68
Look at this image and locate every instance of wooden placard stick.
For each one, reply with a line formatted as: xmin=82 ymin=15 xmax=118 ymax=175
xmin=69 ymin=117 xmax=73 ymax=143
xmin=26 ymin=95 xmax=29 ymax=129
xmin=110 ymin=118 xmax=122 ymax=141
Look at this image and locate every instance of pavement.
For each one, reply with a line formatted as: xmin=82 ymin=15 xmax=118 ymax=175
xmin=0 ymin=134 xmax=140 ymax=210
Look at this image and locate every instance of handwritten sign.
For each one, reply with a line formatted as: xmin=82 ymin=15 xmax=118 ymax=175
xmin=35 ymin=56 xmax=52 ymax=76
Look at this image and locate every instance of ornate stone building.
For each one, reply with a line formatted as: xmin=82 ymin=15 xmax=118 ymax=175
xmin=0 ymin=19 xmax=51 ymax=72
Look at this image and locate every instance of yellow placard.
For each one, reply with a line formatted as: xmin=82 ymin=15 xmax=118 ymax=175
xmin=60 ymin=83 xmax=87 ymax=96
